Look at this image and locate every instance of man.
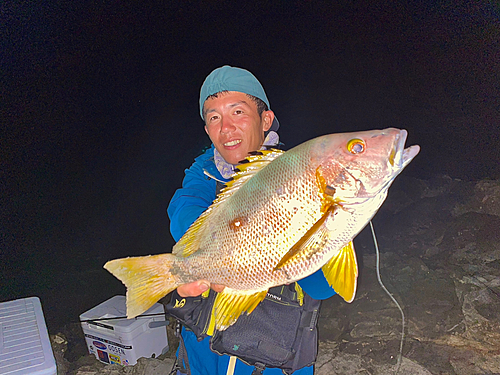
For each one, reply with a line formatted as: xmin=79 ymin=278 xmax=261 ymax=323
xmin=167 ymin=66 xmax=337 ymax=375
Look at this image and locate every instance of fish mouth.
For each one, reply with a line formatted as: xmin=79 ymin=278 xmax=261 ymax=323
xmin=390 ymin=130 xmax=420 ymax=170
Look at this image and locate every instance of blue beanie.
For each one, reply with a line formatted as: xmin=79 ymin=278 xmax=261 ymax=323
xmin=199 ymin=66 xmax=279 ymax=132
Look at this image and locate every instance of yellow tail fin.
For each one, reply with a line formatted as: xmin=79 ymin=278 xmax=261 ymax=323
xmin=104 ymin=254 xmax=179 ymax=318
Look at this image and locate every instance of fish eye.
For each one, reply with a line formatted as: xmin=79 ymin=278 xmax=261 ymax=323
xmin=347 ymin=138 xmax=365 ymax=154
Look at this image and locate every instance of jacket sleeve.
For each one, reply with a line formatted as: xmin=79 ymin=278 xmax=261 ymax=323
xmin=167 ymin=153 xmax=217 ymax=242
xmin=297 ymin=270 xmax=337 ymax=300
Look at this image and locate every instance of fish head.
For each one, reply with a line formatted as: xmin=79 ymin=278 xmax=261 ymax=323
xmin=313 ymin=128 xmax=420 ymax=202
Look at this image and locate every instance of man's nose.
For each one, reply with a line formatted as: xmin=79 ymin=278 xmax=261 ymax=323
xmin=221 ymin=117 xmax=236 ymax=133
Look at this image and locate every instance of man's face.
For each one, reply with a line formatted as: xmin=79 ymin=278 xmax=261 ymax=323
xmin=203 ymin=91 xmax=274 ymax=165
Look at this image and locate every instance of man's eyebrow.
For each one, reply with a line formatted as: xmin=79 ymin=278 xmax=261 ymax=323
xmin=203 ymin=108 xmax=217 ymax=117
xmin=203 ymin=101 xmax=250 ymax=118
xmin=228 ymin=100 xmax=249 ymax=108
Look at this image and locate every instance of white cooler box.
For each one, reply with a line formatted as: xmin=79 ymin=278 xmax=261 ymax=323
xmin=79 ymin=295 xmax=168 ymax=366
xmin=0 ymin=296 xmax=57 ymax=375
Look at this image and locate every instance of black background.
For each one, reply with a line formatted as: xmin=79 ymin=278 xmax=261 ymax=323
xmin=1 ymin=0 xmax=499 ymax=330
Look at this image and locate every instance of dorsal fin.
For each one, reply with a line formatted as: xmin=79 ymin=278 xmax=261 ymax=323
xmin=172 ymin=207 xmax=213 ymax=257
xmin=172 ymin=149 xmax=285 ymax=258
xmin=222 ymin=149 xmax=285 ymax=193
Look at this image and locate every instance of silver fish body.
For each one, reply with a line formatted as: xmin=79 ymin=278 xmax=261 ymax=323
xmin=105 ymin=128 xmax=420 ymax=329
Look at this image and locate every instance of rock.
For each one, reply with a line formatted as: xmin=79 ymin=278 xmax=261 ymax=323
xmin=50 ymin=333 xmax=71 ymax=375
xmin=70 ymin=355 xmax=105 ymax=374
xmin=453 ymin=179 xmax=500 ymax=217
xmin=120 ymin=357 xmax=175 ymax=375
xmin=315 ymin=341 xmax=433 ymax=374
xmin=67 ymin=355 xmax=175 ymax=375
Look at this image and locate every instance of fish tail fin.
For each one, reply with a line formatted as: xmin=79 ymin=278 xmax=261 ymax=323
xmin=322 ymin=241 xmax=358 ymax=303
xmin=104 ymin=254 xmax=179 ymax=318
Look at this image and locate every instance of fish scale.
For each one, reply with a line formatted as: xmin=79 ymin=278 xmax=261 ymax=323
xmin=105 ymin=128 xmax=420 ymax=330
xmin=180 ymin=165 xmax=323 ymax=288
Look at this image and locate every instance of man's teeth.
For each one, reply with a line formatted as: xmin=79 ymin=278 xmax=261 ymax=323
xmin=224 ymin=140 xmax=242 ymax=146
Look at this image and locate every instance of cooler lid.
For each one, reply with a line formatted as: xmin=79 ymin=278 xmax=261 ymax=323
xmin=79 ymin=296 xmax=165 ymax=333
xmin=0 ymin=296 xmax=57 ymax=375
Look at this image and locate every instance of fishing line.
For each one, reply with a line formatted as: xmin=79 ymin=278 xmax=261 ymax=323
xmin=369 ymin=221 xmax=405 ymax=374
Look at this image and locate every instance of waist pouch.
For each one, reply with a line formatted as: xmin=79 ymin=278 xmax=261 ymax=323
xmin=165 ymin=288 xmax=217 ymax=340
xmin=165 ymin=284 xmax=321 ymax=374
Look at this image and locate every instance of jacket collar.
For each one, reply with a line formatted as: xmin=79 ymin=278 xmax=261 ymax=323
xmin=202 ymin=131 xmax=280 ymax=182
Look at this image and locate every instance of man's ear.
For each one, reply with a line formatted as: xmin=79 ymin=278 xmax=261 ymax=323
xmin=262 ymin=110 xmax=274 ymax=132
xmin=204 ymin=125 xmax=209 ymax=135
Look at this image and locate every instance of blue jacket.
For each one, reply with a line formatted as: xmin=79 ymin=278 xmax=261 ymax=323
xmin=167 ymin=146 xmax=336 ymax=375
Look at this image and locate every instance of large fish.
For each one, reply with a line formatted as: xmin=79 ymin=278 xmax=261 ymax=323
xmin=105 ymin=128 xmax=420 ymax=330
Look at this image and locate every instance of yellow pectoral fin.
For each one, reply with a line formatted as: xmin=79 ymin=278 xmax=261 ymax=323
xmin=274 ymin=205 xmax=337 ymax=270
xmin=322 ymin=241 xmax=358 ymax=303
xmin=104 ymin=254 xmax=180 ymax=318
xmin=213 ymin=290 xmax=268 ymax=331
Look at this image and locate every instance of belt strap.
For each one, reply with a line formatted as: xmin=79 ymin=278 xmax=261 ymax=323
xmin=170 ymin=321 xmax=191 ymax=375
xmin=226 ymin=356 xmax=237 ymax=375
xmin=251 ymin=362 xmax=266 ymax=375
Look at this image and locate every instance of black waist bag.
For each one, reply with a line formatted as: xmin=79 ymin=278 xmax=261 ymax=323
xmin=165 ymin=288 xmax=217 ymax=340
xmin=166 ymin=284 xmax=321 ymax=374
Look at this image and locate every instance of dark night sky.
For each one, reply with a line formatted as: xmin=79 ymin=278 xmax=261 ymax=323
xmin=1 ymin=1 xmax=499 ymax=330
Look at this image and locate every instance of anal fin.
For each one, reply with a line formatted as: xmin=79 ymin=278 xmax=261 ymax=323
xmin=213 ymin=290 xmax=268 ymax=331
xmin=322 ymin=241 xmax=358 ymax=303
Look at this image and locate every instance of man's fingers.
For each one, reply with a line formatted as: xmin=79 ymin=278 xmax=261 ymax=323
xmin=177 ymin=280 xmax=210 ymax=297
xmin=210 ymin=284 xmax=225 ymax=293
xmin=176 ymin=281 xmax=226 ymax=297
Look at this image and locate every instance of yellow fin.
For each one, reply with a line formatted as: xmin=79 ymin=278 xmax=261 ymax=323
xmin=213 ymin=290 xmax=268 ymax=331
xmin=173 ymin=149 xmax=285 ymax=258
xmin=316 ymin=166 xmax=343 ymax=210
xmin=206 ymin=302 xmax=217 ymax=336
xmin=104 ymin=254 xmax=180 ymax=318
xmin=322 ymin=241 xmax=358 ymax=303
xmin=274 ymin=205 xmax=337 ymax=270
xmin=172 ymin=209 xmax=211 ymax=257
xmin=294 ymin=283 xmax=304 ymax=306
xmin=224 ymin=149 xmax=285 ymax=191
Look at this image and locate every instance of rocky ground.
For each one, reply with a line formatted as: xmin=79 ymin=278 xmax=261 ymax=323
xmin=50 ymin=176 xmax=500 ymax=374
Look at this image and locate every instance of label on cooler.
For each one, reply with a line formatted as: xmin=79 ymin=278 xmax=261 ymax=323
xmin=85 ymin=333 xmax=133 ymax=365
xmin=85 ymin=333 xmax=132 ymax=349
xmin=109 ymin=354 xmax=121 ymax=365
xmin=87 ymin=320 xmax=115 ymax=330
xmin=108 ymin=344 xmax=126 ymax=356
xmin=97 ymin=349 xmax=109 ymax=363
xmin=93 ymin=341 xmax=107 ymax=350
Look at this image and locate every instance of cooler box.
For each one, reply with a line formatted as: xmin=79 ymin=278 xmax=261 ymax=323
xmin=0 ymin=296 xmax=57 ymax=375
xmin=79 ymin=295 xmax=168 ymax=366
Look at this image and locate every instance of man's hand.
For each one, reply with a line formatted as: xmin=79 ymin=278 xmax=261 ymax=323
xmin=177 ymin=280 xmax=225 ymax=297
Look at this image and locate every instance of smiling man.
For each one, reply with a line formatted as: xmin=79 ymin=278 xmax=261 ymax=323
xmin=167 ymin=66 xmax=337 ymax=375
xmin=203 ymin=91 xmax=274 ymax=165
